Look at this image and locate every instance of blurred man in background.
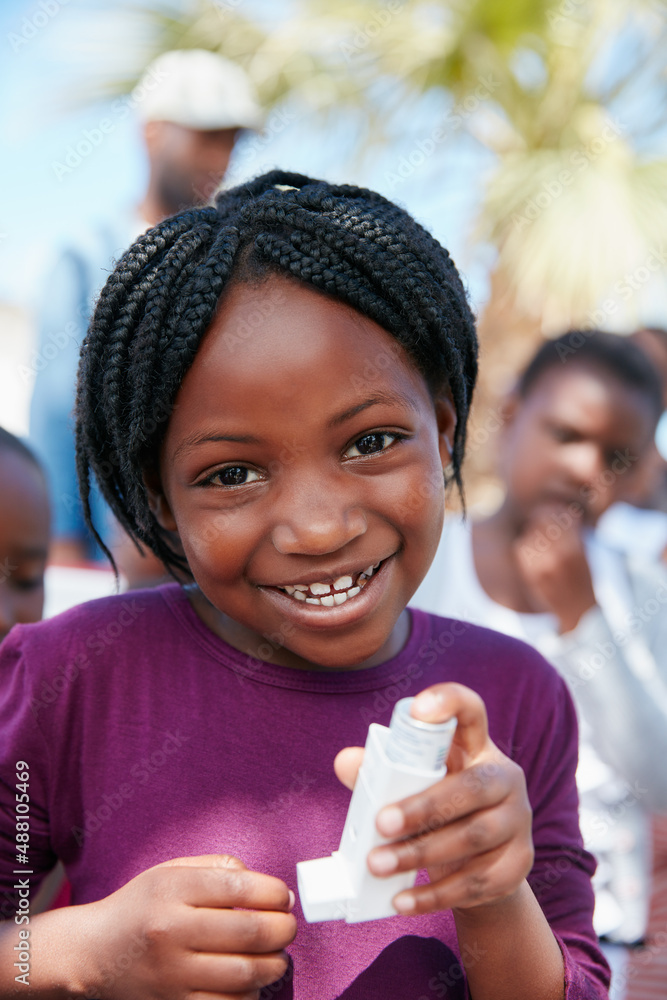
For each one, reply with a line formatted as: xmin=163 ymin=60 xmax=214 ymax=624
xmin=30 ymin=49 xmax=261 ymax=586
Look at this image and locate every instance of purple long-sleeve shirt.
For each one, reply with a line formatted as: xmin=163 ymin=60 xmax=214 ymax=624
xmin=0 ymin=584 xmax=609 ymax=998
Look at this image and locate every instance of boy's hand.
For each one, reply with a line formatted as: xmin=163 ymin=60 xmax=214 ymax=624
xmin=83 ymin=853 xmax=296 ymax=999
xmin=513 ymin=505 xmax=596 ymax=633
xmin=335 ymin=683 xmax=533 ymax=917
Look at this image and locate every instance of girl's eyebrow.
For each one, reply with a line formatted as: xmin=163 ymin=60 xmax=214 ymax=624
xmin=329 ymin=391 xmax=420 ymax=428
xmin=174 ymin=391 xmax=418 ymax=458
xmin=173 ymin=433 xmax=263 ymax=458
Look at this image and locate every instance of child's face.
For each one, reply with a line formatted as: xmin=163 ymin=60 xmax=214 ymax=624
xmin=150 ymin=275 xmax=455 ymax=670
xmin=500 ymin=362 xmax=657 ymax=525
xmin=0 ymin=449 xmax=50 ymax=642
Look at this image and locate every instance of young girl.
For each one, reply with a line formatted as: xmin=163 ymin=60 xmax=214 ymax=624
xmin=412 ymin=331 xmax=667 ymax=997
xmin=0 ymin=172 xmax=608 ymax=999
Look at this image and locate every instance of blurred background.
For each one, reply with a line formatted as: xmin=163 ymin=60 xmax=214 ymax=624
xmin=1 ymin=0 xmax=666 ymax=506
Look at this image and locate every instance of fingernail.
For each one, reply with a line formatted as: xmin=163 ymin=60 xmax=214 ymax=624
xmin=377 ymin=805 xmax=404 ymax=836
xmin=287 ymin=890 xmax=295 ymax=911
xmin=413 ymin=691 xmax=441 ymax=719
xmin=369 ymin=849 xmax=398 ymax=875
xmin=393 ymin=892 xmax=416 ymax=913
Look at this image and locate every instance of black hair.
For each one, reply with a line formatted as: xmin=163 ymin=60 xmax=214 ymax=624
xmin=0 ymin=427 xmax=44 ymax=473
xmin=517 ymin=330 xmax=663 ymax=420
xmin=75 ymin=169 xmax=478 ymax=575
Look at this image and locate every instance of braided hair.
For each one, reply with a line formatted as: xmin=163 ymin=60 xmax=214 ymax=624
xmin=75 ymin=169 xmax=478 ymax=575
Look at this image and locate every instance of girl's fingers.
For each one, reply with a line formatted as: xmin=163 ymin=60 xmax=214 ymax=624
xmin=334 ymin=746 xmax=364 ymax=791
xmin=390 ymin=843 xmax=534 ymax=916
xmin=335 ymin=682 xmax=490 ymax=797
xmin=151 ymin=864 xmax=294 ymax=913
xmin=376 ymin=750 xmax=520 ymax=840
xmin=187 ymin=908 xmax=297 ymax=955
xmin=187 ymin=950 xmax=291 ymax=994
xmin=411 ymin=683 xmax=489 ymax=761
xmin=369 ymin=802 xmax=516 ymax=877
xmin=155 ymin=853 xmax=248 ymax=872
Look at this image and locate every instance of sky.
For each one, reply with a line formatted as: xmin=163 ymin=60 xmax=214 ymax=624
xmin=0 ymin=0 xmax=492 ymax=314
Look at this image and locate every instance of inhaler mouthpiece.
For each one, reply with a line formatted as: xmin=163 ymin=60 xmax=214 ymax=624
xmin=296 ymin=697 xmax=456 ymax=923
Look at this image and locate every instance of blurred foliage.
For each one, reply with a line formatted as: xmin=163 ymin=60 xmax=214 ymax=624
xmin=101 ymin=0 xmax=667 ymax=331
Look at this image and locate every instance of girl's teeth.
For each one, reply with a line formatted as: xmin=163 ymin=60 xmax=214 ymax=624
xmin=280 ymin=559 xmax=385 ymax=606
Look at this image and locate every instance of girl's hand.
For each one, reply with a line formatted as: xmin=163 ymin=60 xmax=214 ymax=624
xmin=513 ymin=506 xmax=597 ymax=633
xmin=334 ymin=683 xmax=534 ymax=917
xmin=81 ymin=853 xmax=296 ymax=999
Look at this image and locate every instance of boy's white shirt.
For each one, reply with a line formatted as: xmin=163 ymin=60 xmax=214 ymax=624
xmin=411 ymin=512 xmax=667 ymax=944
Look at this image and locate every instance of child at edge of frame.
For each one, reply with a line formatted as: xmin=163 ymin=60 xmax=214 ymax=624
xmin=0 ymin=170 xmax=609 ymax=1000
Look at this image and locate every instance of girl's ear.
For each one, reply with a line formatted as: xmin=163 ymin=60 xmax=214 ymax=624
xmin=142 ymin=465 xmax=178 ymax=532
xmin=434 ymin=390 xmax=457 ymax=469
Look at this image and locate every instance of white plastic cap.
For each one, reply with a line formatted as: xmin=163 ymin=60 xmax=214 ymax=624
xmin=136 ymin=49 xmax=263 ymax=131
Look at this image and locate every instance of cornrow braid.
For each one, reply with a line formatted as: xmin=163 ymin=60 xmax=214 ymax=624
xmin=75 ymin=169 xmax=478 ymax=574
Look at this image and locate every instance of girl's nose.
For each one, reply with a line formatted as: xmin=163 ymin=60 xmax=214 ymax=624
xmin=271 ymin=482 xmax=367 ymax=556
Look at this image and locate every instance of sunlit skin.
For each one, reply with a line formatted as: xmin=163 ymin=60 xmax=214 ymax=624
xmin=473 ymin=363 xmax=657 ymax=631
xmin=0 ymin=448 xmax=50 ymax=642
xmin=147 ymin=274 xmax=456 ymax=671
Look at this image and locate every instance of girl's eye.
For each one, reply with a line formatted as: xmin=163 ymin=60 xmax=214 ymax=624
xmin=207 ymin=466 xmax=261 ymax=487
xmin=346 ymin=433 xmax=397 ymax=458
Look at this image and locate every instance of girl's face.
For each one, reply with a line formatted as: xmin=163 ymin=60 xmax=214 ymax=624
xmin=499 ymin=362 xmax=657 ymax=526
xmin=150 ymin=274 xmax=455 ymax=670
xmin=0 ymin=449 xmax=50 ymax=642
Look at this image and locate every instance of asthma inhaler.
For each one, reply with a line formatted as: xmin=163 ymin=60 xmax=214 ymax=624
xmin=296 ymin=697 xmax=457 ymax=923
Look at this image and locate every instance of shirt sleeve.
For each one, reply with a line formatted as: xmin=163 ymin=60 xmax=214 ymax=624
xmin=519 ymin=664 xmax=611 ymax=997
xmin=0 ymin=630 xmax=58 ymax=912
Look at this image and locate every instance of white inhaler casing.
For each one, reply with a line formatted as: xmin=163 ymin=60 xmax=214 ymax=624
xmin=296 ymin=697 xmax=457 ymax=923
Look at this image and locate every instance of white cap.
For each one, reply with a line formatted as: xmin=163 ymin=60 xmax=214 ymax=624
xmin=135 ymin=49 xmax=263 ymax=131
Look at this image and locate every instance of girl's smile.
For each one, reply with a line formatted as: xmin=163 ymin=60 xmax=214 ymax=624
xmin=148 ymin=274 xmax=455 ymax=671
